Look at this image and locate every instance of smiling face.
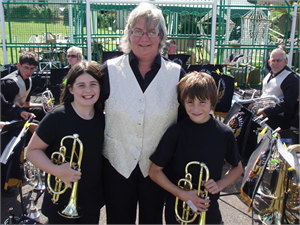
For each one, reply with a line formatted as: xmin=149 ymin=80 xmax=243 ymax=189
xmin=129 ymin=17 xmax=162 ymax=62
xmin=184 ymin=97 xmax=211 ymax=124
xmin=268 ymin=51 xmax=287 ymax=74
xmin=68 ymin=73 xmax=100 ymax=108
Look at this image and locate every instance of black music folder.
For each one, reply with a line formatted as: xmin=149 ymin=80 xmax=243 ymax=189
xmin=1 ymin=120 xmax=26 ymax=135
xmin=168 ymin=54 xmax=191 ymax=67
xmin=102 ymin=51 xmax=124 ymax=63
xmin=50 ymin=68 xmax=69 ymax=86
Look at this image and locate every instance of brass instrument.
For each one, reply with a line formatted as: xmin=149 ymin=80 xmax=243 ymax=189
xmin=232 ymin=95 xmax=280 ymax=115
xmin=41 ymin=88 xmax=54 ymax=113
xmin=258 ymin=144 xmax=300 ymax=224
xmin=175 ymin=161 xmax=210 ymax=225
xmin=47 ymin=134 xmax=83 ymax=218
xmin=23 ymin=160 xmax=45 ymax=191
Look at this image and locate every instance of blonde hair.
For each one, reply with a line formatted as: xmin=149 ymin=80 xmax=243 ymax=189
xmin=119 ymin=2 xmax=167 ymax=54
xmin=67 ymin=46 xmax=83 ymax=62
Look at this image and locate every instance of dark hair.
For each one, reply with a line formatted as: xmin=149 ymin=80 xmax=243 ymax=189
xmin=177 ymin=72 xmax=218 ymax=110
xmin=19 ymin=51 xmax=38 ymax=66
xmin=60 ymin=61 xmax=103 ymax=111
xmin=166 ymin=39 xmax=176 ymax=48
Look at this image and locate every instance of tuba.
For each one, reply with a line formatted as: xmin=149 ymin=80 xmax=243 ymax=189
xmin=47 ymin=134 xmax=83 ymax=218
xmin=41 ymin=88 xmax=54 ymax=113
xmin=175 ymin=161 xmax=210 ymax=225
xmin=258 ymin=144 xmax=300 ymax=225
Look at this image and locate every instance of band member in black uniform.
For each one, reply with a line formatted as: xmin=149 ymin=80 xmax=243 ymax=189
xmin=26 ymin=61 xmax=105 ymax=224
xmin=149 ymin=72 xmax=243 ymax=224
xmin=257 ymin=48 xmax=299 ymax=130
xmin=1 ymin=51 xmax=45 ymax=121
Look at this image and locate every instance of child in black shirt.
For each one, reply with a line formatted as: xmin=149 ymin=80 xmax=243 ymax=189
xmin=26 ymin=61 xmax=105 ymax=224
xmin=149 ymin=72 xmax=243 ymax=224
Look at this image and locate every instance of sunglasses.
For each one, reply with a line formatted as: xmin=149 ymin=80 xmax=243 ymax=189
xmin=67 ymin=54 xmax=77 ymax=58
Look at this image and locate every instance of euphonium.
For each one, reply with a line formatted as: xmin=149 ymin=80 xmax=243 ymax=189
xmin=175 ymin=161 xmax=210 ymax=225
xmin=47 ymin=133 xmax=83 ymax=218
xmin=232 ymin=95 xmax=280 ymax=114
xmin=258 ymin=144 xmax=300 ymax=225
xmin=41 ymin=88 xmax=54 ymax=113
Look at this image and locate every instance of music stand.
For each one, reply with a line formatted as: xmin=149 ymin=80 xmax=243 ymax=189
xmin=187 ymin=64 xmax=234 ymax=113
xmin=50 ymin=68 xmax=69 ymax=103
xmin=168 ymin=54 xmax=191 ymax=68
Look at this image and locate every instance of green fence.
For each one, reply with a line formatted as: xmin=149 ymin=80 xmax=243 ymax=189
xmin=1 ymin=0 xmax=299 ymax=86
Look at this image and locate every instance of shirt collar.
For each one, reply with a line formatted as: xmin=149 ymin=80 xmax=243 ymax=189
xmin=271 ymin=66 xmax=287 ymax=77
xmin=129 ymin=51 xmax=161 ymax=66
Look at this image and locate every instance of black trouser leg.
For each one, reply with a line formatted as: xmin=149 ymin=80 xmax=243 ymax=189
xmin=103 ymin=157 xmax=165 ymax=224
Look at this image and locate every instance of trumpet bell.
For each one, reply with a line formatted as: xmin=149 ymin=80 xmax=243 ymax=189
xmin=58 ymin=199 xmax=83 ymax=218
xmin=27 ymin=197 xmax=40 ymax=220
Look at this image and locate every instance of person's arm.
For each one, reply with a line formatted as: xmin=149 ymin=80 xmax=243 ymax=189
xmin=149 ymin=163 xmax=210 ymax=213
xmin=1 ymin=93 xmax=35 ymax=120
xmin=23 ymin=101 xmax=43 ymax=108
xmin=204 ymin=161 xmax=243 ymax=194
xmin=26 ymin=132 xmax=81 ymax=188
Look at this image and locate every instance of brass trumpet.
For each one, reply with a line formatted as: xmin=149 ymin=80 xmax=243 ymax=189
xmin=47 ymin=134 xmax=83 ymax=218
xmin=175 ymin=161 xmax=210 ymax=225
xmin=41 ymin=88 xmax=54 ymax=113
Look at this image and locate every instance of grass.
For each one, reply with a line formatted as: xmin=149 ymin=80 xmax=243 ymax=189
xmin=0 ymin=20 xmax=118 ymax=65
xmin=1 ymin=20 xmax=71 ymax=65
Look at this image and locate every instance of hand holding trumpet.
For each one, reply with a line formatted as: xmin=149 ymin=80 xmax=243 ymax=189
xmin=53 ymin=162 xmax=82 ymax=188
xmin=178 ymin=188 xmax=210 ymax=214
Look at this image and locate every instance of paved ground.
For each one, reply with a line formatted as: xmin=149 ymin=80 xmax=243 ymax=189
xmin=1 ymin=162 xmax=261 ymax=225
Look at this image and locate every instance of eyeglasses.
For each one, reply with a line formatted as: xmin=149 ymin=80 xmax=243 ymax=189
xmin=270 ymin=59 xmax=285 ymax=63
xmin=130 ymin=29 xmax=159 ymax=38
xmin=67 ymin=54 xmax=77 ymax=58
xmin=21 ymin=65 xmax=36 ymax=72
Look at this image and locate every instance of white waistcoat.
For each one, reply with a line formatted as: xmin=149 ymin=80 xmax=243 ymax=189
xmin=1 ymin=71 xmax=32 ymax=107
xmin=103 ymin=54 xmax=181 ymax=178
xmin=261 ymin=69 xmax=291 ymax=99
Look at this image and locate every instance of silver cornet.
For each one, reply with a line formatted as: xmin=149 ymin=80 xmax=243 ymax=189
xmin=41 ymin=88 xmax=54 ymax=113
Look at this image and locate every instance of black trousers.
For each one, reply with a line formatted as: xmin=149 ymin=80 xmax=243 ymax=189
xmin=103 ymin=157 xmax=166 ymax=224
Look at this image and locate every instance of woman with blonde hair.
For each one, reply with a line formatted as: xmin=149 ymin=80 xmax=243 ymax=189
xmin=66 ymin=46 xmax=83 ymax=68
